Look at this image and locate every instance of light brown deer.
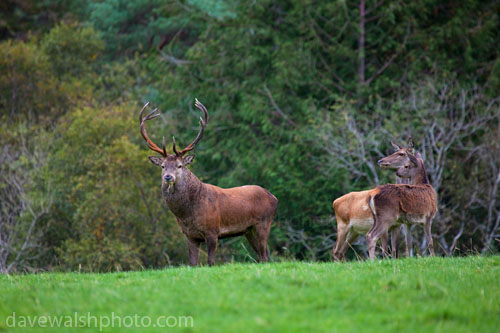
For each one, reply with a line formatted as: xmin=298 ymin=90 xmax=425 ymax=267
xmin=139 ymin=99 xmax=278 ymax=266
xmin=332 ymin=140 xmax=416 ymax=260
xmin=366 ymin=153 xmax=437 ymax=259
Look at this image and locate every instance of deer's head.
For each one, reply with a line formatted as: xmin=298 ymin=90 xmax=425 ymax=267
xmin=396 ymin=153 xmax=420 ymax=179
xmin=139 ymin=99 xmax=208 ymax=188
xmin=377 ymin=137 xmax=415 ymax=169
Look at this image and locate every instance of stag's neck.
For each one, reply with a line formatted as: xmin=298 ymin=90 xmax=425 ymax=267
xmin=162 ymin=170 xmax=205 ymax=219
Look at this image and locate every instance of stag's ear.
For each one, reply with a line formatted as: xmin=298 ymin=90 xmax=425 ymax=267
xmin=184 ymin=154 xmax=195 ymax=165
xmin=148 ymin=156 xmax=163 ymax=166
xmin=391 ymin=141 xmax=403 ymax=151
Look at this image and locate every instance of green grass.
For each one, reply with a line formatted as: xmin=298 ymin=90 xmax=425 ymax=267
xmin=0 ymin=256 xmax=499 ymax=332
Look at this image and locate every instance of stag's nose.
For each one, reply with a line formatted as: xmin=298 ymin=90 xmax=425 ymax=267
xmin=164 ymin=174 xmax=173 ymax=182
xmin=377 ymin=159 xmax=384 ymax=166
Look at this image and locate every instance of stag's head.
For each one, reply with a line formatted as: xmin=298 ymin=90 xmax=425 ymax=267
xmin=377 ymin=137 xmax=415 ymax=169
xmin=139 ymin=99 xmax=208 ymax=188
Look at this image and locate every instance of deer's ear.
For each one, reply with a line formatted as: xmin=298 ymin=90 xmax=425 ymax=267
xmin=407 ymin=137 xmax=415 ymax=153
xmin=148 ymin=156 xmax=163 ymax=166
xmin=184 ymin=154 xmax=195 ymax=165
xmin=407 ymin=153 xmax=419 ymax=167
xmin=391 ymin=141 xmax=403 ymax=151
xmin=407 ymin=137 xmax=414 ymax=148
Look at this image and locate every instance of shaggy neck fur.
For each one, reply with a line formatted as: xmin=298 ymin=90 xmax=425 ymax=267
xmin=162 ymin=169 xmax=205 ymax=219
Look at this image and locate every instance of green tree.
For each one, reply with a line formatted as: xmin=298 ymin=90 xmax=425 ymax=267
xmin=46 ymin=104 xmax=187 ymax=271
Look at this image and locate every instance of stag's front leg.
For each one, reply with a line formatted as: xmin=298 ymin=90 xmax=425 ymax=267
xmin=205 ymin=234 xmax=218 ymax=266
xmin=187 ymin=238 xmax=201 ymax=266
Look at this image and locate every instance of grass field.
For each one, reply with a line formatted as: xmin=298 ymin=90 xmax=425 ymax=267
xmin=0 ymin=256 xmax=499 ymax=332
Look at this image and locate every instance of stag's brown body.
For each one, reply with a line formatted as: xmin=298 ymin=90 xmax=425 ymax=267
xmin=163 ymin=165 xmax=277 ymax=249
xmin=139 ymin=100 xmax=277 ymax=266
xmin=366 ymin=154 xmax=437 ymax=259
xmin=332 ymin=141 xmax=417 ymax=260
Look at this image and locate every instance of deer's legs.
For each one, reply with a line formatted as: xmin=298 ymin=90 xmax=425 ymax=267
xmin=391 ymin=226 xmax=400 ymax=258
xmin=338 ymin=229 xmax=359 ymax=259
xmin=187 ymin=238 xmax=200 ymax=266
xmin=255 ymin=222 xmax=271 ymax=262
xmin=404 ymin=225 xmax=413 ymax=257
xmin=425 ymin=217 xmax=435 ymax=256
xmin=367 ymin=218 xmax=391 ymax=260
xmin=245 ymin=227 xmax=260 ymax=259
xmin=205 ymin=234 xmax=218 ymax=266
xmin=333 ymin=219 xmax=349 ymax=261
xmin=381 ymin=232 xmax=389 ymax=258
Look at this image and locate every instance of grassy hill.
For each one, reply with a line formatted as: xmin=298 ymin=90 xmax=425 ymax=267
xmin=1 ymin=256 xmax=499 ymax=332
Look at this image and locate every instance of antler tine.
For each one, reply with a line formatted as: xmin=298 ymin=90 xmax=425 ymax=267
xmin=195 ymin=98 xmax=209 ymax=124
xmin=139 ymin=102 xmax=150 ymax=122
xmin=162 ymin=136 xmax=167 ymax=156
xmin=176 ymin=99 xmax=209 ymax=156
xmin=172 ymin=136 xmax=180 ymax=156
xmin=139 ymin=102 xmax=167 ymax=156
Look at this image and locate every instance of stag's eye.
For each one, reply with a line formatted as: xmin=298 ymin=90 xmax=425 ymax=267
xmin=177 ymin=165 xmax=182 ymax=169
xmin=161 ymin=165 xmax=165 ymax=169
xmin=399 ymin=153 xmax=405 ymax=156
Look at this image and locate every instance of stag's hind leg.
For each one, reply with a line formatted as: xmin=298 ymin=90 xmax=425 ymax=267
xmin=245 ymin=226 xmax=260 ymax=260
xmin=255 ymin=221 xmax=272 ymax=262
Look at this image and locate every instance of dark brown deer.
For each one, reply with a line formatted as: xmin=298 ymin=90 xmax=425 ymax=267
xmin=377 ymin=138 xmax=421 ymax=257
xmin=366 ymin=153 xmax=437 ymax=260
xmin=139 ymin=99 xmax=278 ymax=266
xmin=332 ymin=139 xmax=417 ymax=260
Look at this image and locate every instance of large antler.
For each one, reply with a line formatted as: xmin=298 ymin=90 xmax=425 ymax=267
xmin=172 ymin=98 xmax=209 ymax=156
xmin=139 ymin=102 xmax=167 ymax=157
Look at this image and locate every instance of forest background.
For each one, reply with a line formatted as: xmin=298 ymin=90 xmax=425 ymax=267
xmin=1 ymin=0 xmax=499 ymax=273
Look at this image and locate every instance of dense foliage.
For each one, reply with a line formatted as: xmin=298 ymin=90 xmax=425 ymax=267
xmin=1 ymin=0 xmax=499 ymax=272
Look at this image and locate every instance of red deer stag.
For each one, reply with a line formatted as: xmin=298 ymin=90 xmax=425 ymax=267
xmin=332 ymin=140 xmax=417 ymax=260
xmin=366 ymin=153 xmax=437 ymax=259
xmin=139 ymin=99 xmax=278 ymax=266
